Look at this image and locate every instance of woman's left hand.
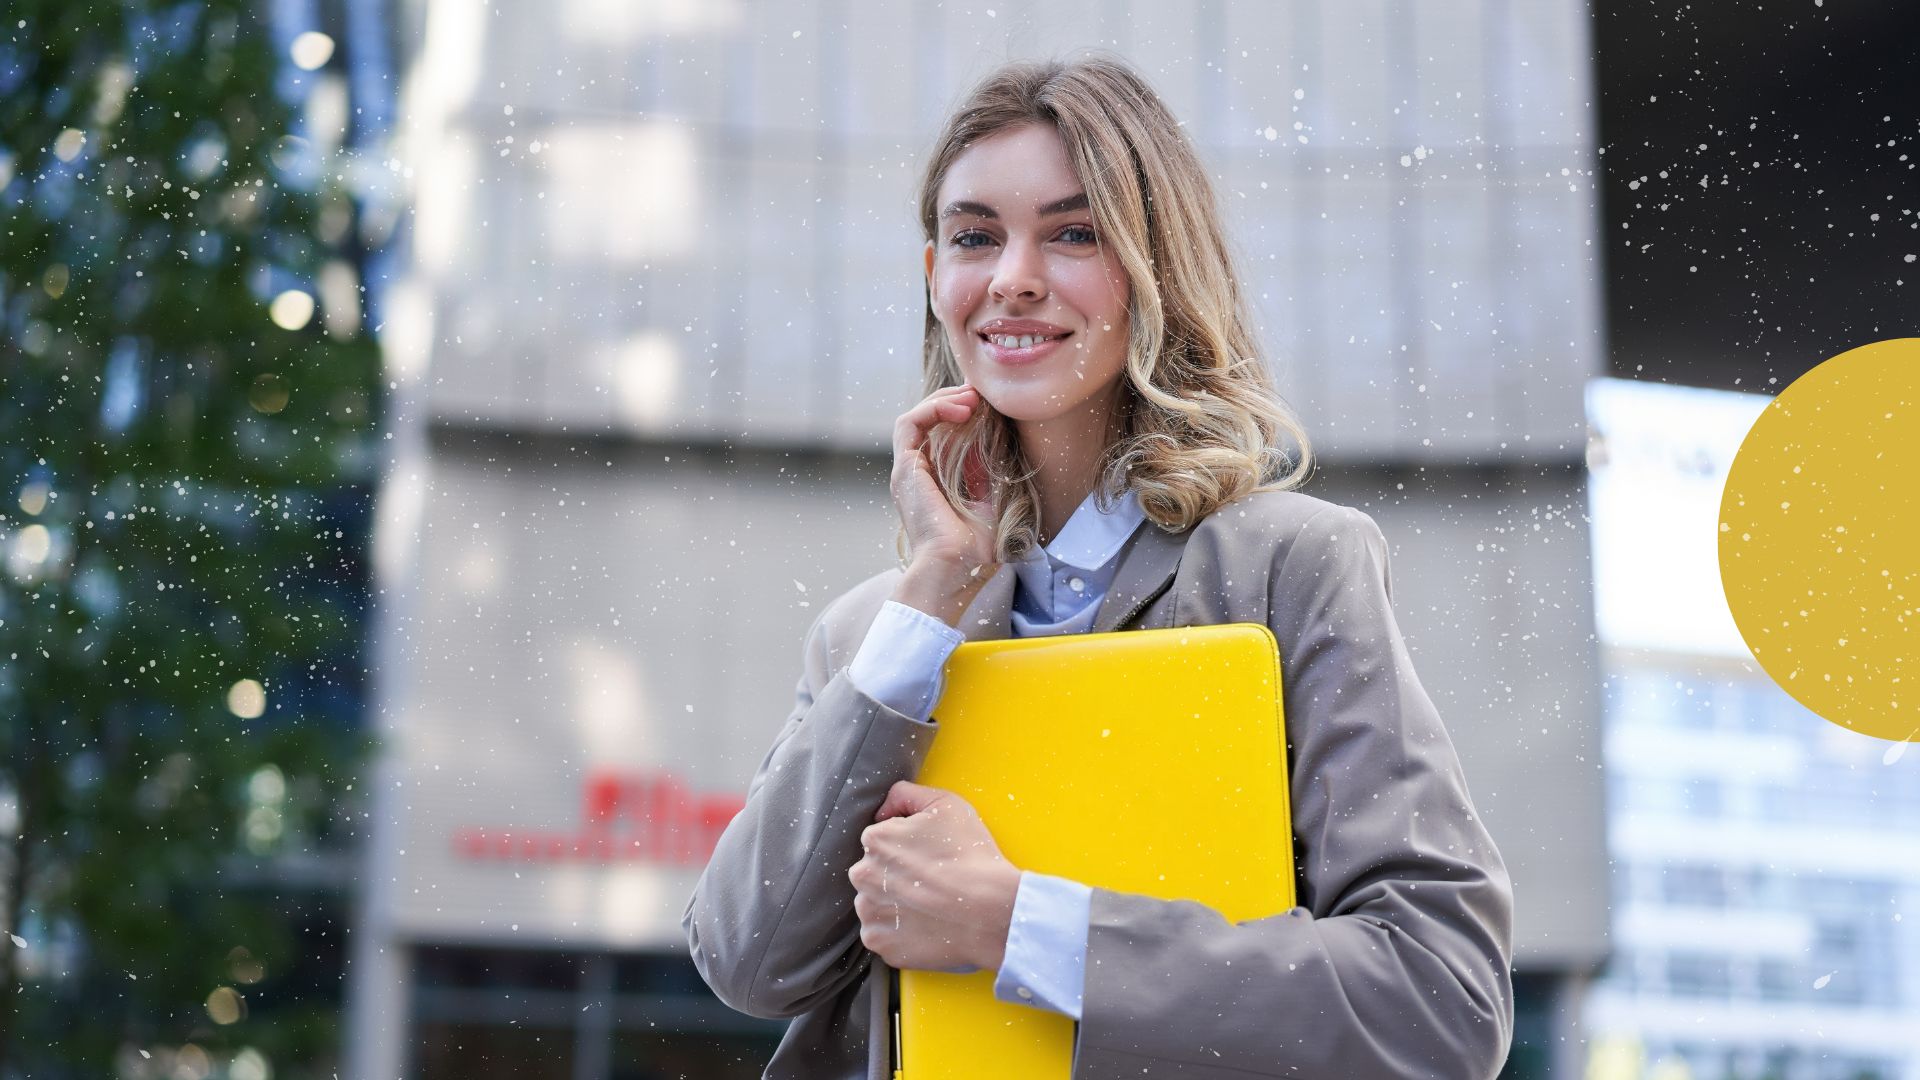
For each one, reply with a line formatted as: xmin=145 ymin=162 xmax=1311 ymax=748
xmin=849 ymin=780 xmax=1023 ymax=974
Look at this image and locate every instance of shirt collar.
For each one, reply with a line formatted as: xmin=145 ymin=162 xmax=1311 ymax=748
xmin=1019 ymin=485 xmax=1148 ymax=572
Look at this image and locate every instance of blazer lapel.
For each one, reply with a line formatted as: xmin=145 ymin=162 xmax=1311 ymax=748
xmin=1091 ymin=521 xmax=1190 ymax=634
xmin=956 ymin=519 xmax=1191 ymax=642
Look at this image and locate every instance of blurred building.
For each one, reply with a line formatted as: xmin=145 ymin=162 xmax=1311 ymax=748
xmin=1580 ymin=379 xmax=1920 ymax=1080
xmin=349 ymin=1 xmax=1611 ymax=1076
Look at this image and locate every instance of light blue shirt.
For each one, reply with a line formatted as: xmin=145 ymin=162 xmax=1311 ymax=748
xmin=847 ymin=485 xmax=1149 ymax=1021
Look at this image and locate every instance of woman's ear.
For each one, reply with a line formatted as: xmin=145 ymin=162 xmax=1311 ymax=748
xmin=922 ymin=240 xmax=936 ymax=295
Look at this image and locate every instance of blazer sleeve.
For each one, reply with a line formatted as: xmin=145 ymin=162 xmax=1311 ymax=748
xmin=681 ymin=588 xmax=939 ymax=1020
xmin=1072 ymin=504 xmax=1516 ymax=1079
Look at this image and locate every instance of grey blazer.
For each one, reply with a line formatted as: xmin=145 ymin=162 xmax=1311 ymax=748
xmin=683 ymin=489 xmax=1515 ymax=1079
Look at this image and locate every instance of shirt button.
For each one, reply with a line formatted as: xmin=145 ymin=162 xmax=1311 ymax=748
xmin=1067 ymin=576 xmax=1086 ymax=593
xmin=1016 ymin=986 xmax=1034 ymax=999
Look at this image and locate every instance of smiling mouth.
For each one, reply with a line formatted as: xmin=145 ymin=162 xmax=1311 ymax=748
xmin=979 ymin=331 xmax=1072 ymax=348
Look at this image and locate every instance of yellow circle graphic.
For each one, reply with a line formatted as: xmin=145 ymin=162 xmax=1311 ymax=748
xmin=1719 ymin=338 xmax=1917 ymax=742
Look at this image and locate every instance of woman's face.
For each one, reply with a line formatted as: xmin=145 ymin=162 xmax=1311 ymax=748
xmin=923 ymin=121 xmax=1132 ymax=427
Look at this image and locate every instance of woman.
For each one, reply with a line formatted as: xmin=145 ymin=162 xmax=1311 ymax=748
xmin=684 ymin=53 xmax=1514 ymax=1079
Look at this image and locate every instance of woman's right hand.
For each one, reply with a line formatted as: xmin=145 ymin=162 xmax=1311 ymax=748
xmin=890 ymin=383 xmax=999 ymax=613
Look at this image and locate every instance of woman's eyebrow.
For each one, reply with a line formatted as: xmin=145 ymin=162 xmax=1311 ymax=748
xmin=939 ymin=192 xmax=1090 ymax=221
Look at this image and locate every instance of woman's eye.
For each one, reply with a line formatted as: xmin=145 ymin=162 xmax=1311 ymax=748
xmin=948 ymin=226 xmax=1094 ymax=249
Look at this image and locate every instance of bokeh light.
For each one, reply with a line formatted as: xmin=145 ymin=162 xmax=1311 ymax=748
xmin=229 ymin=1048 xmax=272 ymax=1080
xmin=248 ymin=373 xmax=290 ymax=414
xmin=11 ymin=523 xmax=52 ymax=568
xmin=52 ymin=128 xmax=85 ymax=161
xmin=269 ymin=289 xmax=314 ymax=331
xmin=205 ymin=986 xmax=244 ymax=1025
xmin=227 ymin=945 xmax=266 ymax=985
xmin=248 ymin=765 xmax=285 ymax=803
xmin=226 ymin=679 xmax=267 ymax=719
xmin=245 ymin=805 xmax=283 ymax=852
xmin=289 ymin=31 xmax=335 ymax=71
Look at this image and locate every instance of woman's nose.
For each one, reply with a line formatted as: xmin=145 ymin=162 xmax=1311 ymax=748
xmin=988 ymin=237 xmax=1047 ymax=303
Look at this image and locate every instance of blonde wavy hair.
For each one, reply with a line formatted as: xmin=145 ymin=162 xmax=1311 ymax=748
xmin=900 ymin=52 xmax=1315 ymax=567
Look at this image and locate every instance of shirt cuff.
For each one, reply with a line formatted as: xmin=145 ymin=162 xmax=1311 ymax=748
xmin=992 ymin=871 xmax=1092 ymax=1020
xmin=846 ymin=600 xmax=964 ymax=726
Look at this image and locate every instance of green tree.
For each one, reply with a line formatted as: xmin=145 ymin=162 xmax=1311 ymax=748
xmin=1 ymin=1 xmax=381 ymax=1073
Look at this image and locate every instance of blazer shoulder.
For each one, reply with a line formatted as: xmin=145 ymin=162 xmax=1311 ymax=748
xmin=1197 ymin=487 xmax=1381 ymax=549
xmin=1188 ymin=490 xmax=1392 ymax=608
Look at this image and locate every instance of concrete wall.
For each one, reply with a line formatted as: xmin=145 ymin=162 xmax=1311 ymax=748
xmin=398 ymin=0 xmax=1602 ymax=462
xmin=355 ymin=1 xmax=1613 ymax=1070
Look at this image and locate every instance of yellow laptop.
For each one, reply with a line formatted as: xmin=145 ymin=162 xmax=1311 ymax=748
xmin=894 ymin=622 xmax=1296 ymax=1079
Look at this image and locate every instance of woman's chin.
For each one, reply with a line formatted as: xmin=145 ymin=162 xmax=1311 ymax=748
xmin=958 ymin=366 xmax=1111 ymax=425
xmin=958 ymin=383 xmax=1032 ymax=417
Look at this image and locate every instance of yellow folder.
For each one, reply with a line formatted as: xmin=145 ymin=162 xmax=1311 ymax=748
xmin=893 ymin=622 xmax=1297 ymax=1079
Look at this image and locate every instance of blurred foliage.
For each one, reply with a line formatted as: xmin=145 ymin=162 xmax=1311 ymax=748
xmin=0 ymin=0 xmax=381 ymax=1075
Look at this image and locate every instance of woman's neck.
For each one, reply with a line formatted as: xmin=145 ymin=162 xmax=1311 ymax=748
xmin=1017 ymin=387 xmax=1129 ymax=546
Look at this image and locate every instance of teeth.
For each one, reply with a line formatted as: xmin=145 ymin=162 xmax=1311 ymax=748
xmin=988 ymin=333 xmax=1058 ymax=349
